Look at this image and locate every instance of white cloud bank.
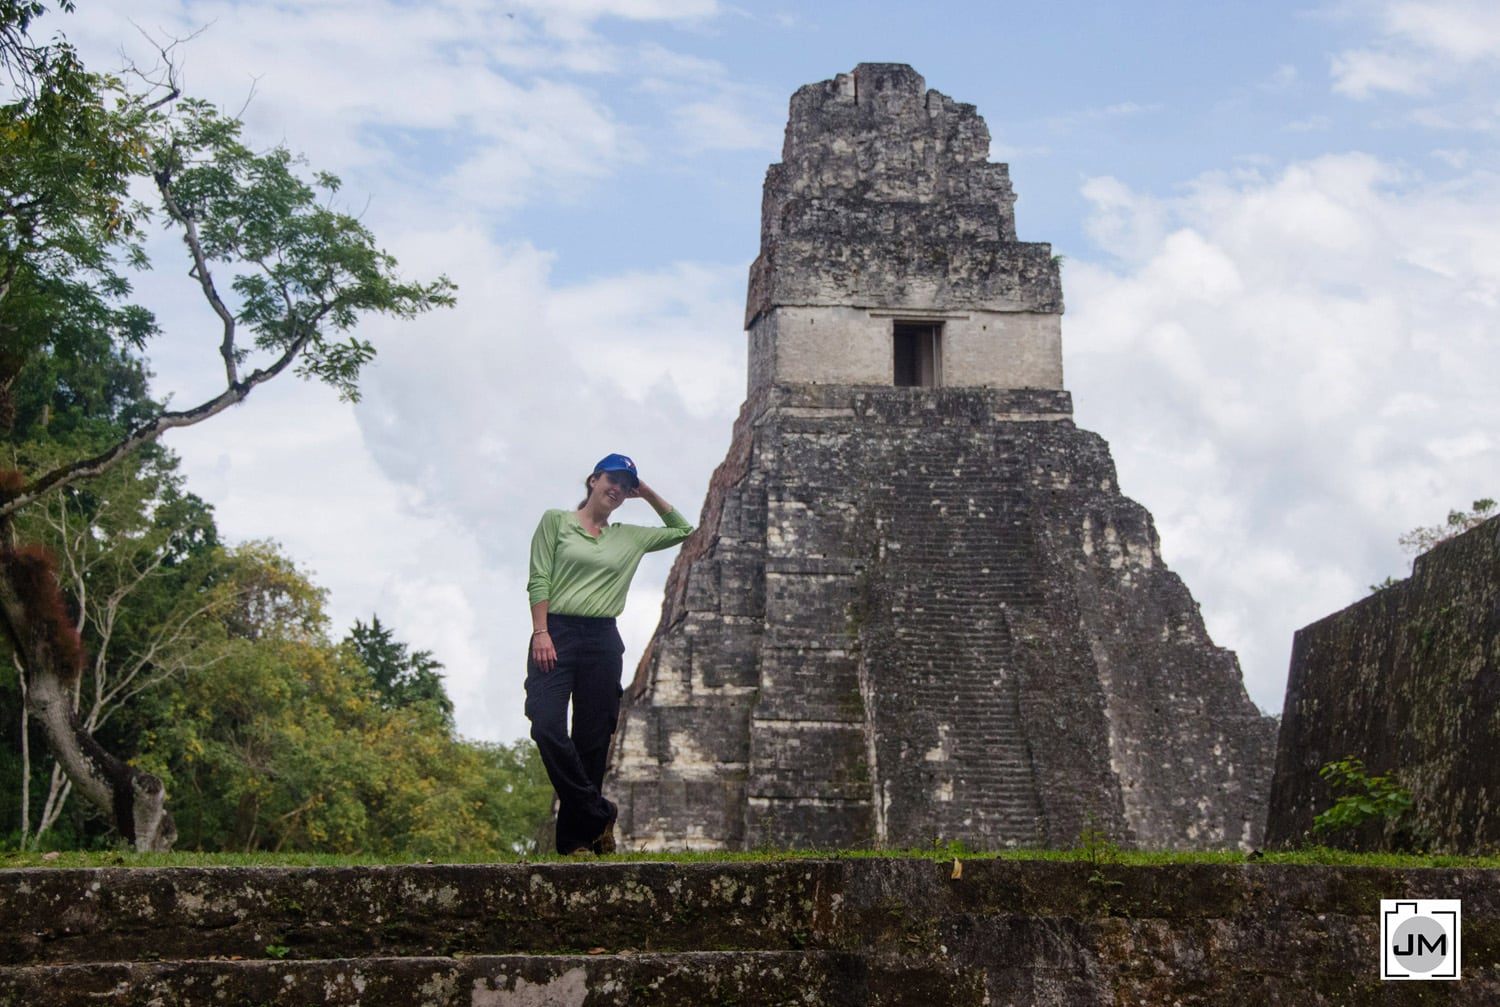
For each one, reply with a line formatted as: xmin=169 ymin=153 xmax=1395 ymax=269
xmin=63 ymin=0 xmax=755 ymax=744
xmin=58 ymin=0 xmax=1500 ymax=745
xmin=1331 ymin=0 xmax=1500 ymax=98
xmin=1066 ymin=151 xmax=1500 ymax=714
xmin=165 ymin=231 xmax=745 ymax=745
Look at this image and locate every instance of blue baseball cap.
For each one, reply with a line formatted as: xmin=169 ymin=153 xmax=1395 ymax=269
xmin=593 ymin=453 xmax=639 ymax=488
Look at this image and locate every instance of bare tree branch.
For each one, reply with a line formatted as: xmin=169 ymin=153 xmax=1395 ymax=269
xmin=155 ymin=176 xmax=240 ymax=386
xmin=0 ymin=327 xmax=315 ymax=522
xmin=119 ymin=19 xmax=203 ymax=113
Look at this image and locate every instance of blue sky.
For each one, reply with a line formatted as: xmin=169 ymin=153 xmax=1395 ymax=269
xmin=61 ymin=0 xmax=1500 ymax=745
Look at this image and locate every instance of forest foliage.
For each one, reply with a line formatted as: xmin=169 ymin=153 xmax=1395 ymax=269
xmin=0 ymin=2 xmax=550 ymax=855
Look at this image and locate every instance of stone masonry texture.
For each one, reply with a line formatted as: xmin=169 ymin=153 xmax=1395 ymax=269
xmin=744 ymin=63 xmax=1061 ymax=327
xmin=1267 ymin=515 xmax=1500 ymax=853
xmin=5 ymin=860 xmax=1499 ymax=1005
xmin=607 ymin=64 xmax=1275 ymax=852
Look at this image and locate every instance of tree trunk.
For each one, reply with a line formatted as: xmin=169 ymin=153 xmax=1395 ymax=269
xmin=36 ymin=763 xmax=73 ymax=837
xmin=0 ymin=546 xmax=175 ymax=852
xmin=16 ymin=655 xmax=31 ymax=849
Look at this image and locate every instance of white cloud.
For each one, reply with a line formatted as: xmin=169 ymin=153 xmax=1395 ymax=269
xmin=1101 ymin=101 xmax=1162 ymax=117
xmin=1331 ymin=0 xmax=1500 ymax=98
xmin=1330 ymin=46 xmax=1434 ymax=98
xmin=1262 ymin=64 xmax=1301 ymax=92
xmin=1066 ymin=151 xmax=1500 ymax=715
xmin=351 ymin=228 xmax=743 ymax=525
xmin=1283 ymin=115 xmax=1333 ymax=132
xmin=328 ymin=229 xmax=745 ymax=741
xmin=628 ymin=42 xmax=781 ymax=155
xmin=442 ymin=80 xmax=641 ymax=212
xmin=1044 ymin=101 xmax=1164 ymax=135
xmin=1409 ymin=104 xmax=1500 ymax=132
xmin=672 ymin=100 xmax=781 ymax=152
xmin=515 ymin=0 xmax=720 ymax=33
xmin=153 ymin=228 xmax=745 ymax=745
xmin=633 ymin=41 xmax=733 ymax=80
xmin=545 ymin=261 xmax=747 ymax=413
xmin=57 ymin=0 xmax=1500 ymax=752
xmin=57 ymin=0 xmax=755 ymax=747
xmin=68 ymin=0 xmax=738 ymax=223
xmin=1080 ymin=175 xmax=1171 ymax=262
xmin=989 ymin=138 xmax=1052 ymax=163
xmin=159 ymin=377 xmax=520 ymax=735
xmin=1381 ymin=0 xmax=1500 ymax=63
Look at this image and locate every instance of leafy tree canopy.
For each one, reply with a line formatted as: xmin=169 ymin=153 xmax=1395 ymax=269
xmin=132 ymin=545 xmax=549 ymax=856
xmin=345 ymin=615 xmax=455 ymax=725
xmin=0 ymin=2 xmax=457 ymax=852
xmin=0 ymin=2 xmax=455 ymax=518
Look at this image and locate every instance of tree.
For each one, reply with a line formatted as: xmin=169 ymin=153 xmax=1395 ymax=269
xmin=7 ymin=449 xmax=228 ymax=847
xmin=2 ymin=94 xmax=456 ymax=516
xmin=1399 ymin=498 xmax=1497 ymax=558
xmin=132 ymin=544 xmax=552 ymax=856
xmin=0 ymin=5 xmax=455 ymax=850
xmin=1 ymin=2 xmax=157 ymax=431
xmin=0 ymin=240 xmax=168 ymax=847
xmin=345 ymin=615 xmax=454 ymax=724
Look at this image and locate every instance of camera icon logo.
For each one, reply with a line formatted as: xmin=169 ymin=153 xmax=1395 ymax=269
xmin=1381 ymin=900 xmax=1461 ymax=980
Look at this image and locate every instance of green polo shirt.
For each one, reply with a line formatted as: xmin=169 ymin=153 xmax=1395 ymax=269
xmin=527 ymin=507 xmax=694 ymax=618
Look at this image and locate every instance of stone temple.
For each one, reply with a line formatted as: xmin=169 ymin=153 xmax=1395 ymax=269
xmin=607 ymin=64 xmax=1275 ymax=851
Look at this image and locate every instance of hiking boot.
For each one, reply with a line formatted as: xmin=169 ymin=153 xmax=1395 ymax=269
xmin=592 ymin=801 xmax=618 ymax=855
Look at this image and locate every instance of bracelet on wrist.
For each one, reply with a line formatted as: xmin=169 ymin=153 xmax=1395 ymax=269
xmin=532 ymin=629 xmax=549 ymax=636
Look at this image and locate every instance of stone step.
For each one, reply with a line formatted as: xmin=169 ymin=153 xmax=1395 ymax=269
xmin=0 ymin=951 xmax=983 ymax=1007
xmin=3 ymin=859 xmax=1496 ymax=1006
xmin=1 ymin=862 xmax=844 ymax=967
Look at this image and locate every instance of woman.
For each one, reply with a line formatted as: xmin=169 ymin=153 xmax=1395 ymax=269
xmin=525 ymin=453 xmax=693 ymax=855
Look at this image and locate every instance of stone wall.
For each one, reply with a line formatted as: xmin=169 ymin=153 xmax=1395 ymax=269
xmin=1267 ymin=515 xmax=1500 ymax=852
xmin=5 ymin=860 xmax=1497 ymax=1005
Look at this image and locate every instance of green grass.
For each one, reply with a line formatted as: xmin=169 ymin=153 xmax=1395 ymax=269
xmin=3 ymin=845 xmax=1498 ymax=871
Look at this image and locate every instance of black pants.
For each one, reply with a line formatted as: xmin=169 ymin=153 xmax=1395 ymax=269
xmin=524 ymin=614 xmax=623 ymax=853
